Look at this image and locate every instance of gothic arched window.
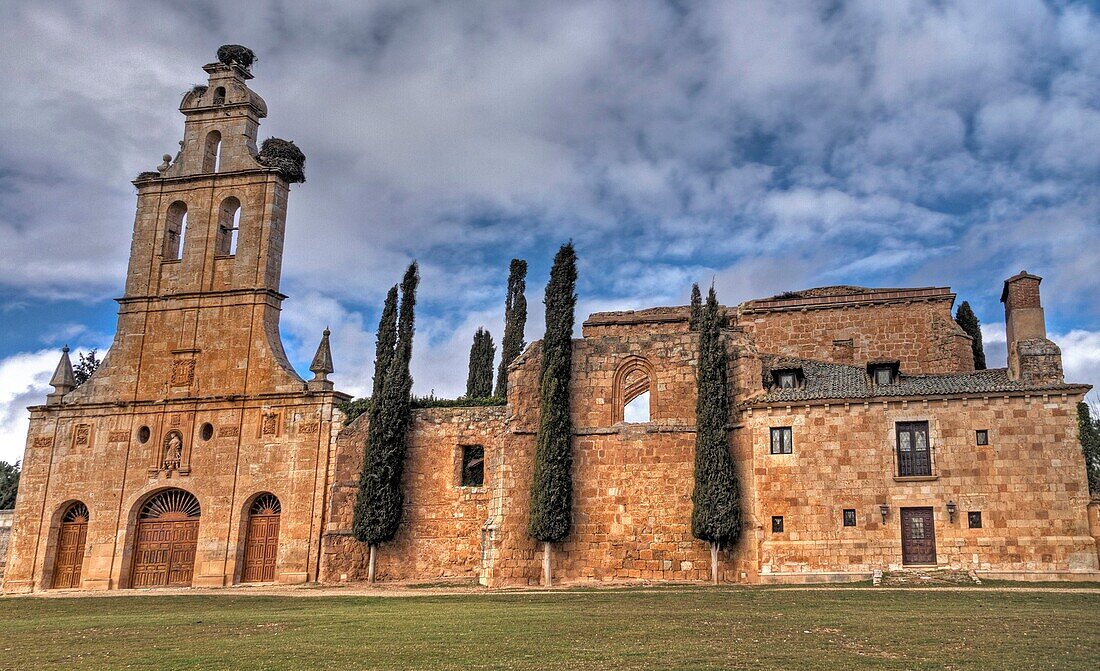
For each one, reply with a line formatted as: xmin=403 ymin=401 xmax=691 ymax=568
xmin=613 ymin=356 xmax=655 ymax=424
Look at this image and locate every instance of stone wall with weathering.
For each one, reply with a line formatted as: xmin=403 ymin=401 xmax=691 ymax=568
xmin=320 ymin=406 xmax=507 ymax=583
xmin=742 ymin=392 xmax=1097 ymax=579
xmin=737 ymin=287 xmax=975 ymax=375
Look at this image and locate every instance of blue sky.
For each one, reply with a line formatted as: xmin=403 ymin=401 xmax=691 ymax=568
xmin=1 ymin=1 xmax=1099 ymax=463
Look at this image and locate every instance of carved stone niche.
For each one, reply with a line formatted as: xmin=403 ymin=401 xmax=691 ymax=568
xmin=158 ymin=429 xmax=188 ymax=478
xmin=260 ymin=412 xmax=281 ymax=438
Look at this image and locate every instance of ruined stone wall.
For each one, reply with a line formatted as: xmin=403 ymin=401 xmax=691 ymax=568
xmin=738 ymin=297 xmax=974 ymax=374
xmin=320 ymin=406 xmax=507 ymax=583
xmin=2 ymin=394 xmax=340 ymax=592
xmin=486 ymin=322 xmax=757 ymax=586
xmin=743 ymin=393 xmax=1097 ymax=577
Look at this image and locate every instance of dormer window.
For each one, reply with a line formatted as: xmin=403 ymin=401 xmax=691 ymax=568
xmin=770 ymin=368 xmax=804 ymax=390
xmin=868 ymin=362 xmax=899 ymax=386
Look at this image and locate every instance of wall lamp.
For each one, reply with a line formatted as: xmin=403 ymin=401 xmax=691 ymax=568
xmin=946 ymin=500 xmax=957 ymax=523
xmin=879 ymin=504 xmax=889 ymax=524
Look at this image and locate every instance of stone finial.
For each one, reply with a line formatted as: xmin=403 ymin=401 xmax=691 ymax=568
xmin=158 ymin=154 xmax=172 ymax=174
xmin=307 ymin=328 xmax=334 ymax=391
xmin=47 ymin=345 xmax=76 ymax=405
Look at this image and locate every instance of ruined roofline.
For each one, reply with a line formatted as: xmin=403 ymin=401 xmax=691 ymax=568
xmin=583 ymin=285 xmax=956 ymax=327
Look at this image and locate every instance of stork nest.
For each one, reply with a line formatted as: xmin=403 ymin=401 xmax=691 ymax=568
xmin=217 ymin=45 xmax=256 ymax=69
xmin=257 ymin=138 xmax=306 ymax=183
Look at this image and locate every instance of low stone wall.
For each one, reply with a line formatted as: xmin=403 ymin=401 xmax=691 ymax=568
xmin=0 ymin=509 xmax=14 ymax=580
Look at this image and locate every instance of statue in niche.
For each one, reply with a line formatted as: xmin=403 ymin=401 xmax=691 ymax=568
xmin=162 ymin=430 xmax=183 ymax=476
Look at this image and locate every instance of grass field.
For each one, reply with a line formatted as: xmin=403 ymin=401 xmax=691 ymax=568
xmin=0 ymin=586 xmax=1097 ymax=670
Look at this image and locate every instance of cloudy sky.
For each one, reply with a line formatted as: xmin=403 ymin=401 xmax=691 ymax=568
xmin=1 ymin=1 xmax=1099 ymax=463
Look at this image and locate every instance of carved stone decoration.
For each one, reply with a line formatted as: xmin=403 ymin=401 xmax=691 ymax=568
xmin=261 ymin=412 xmax=279 ymax=437
xmin=108 ymin=431 xmax=129 ymax=443
xmin=73 ymin=424 xmax=91 ymax=447
xmin=162 ymin=430 xmax=184 ymax=476
xmin=33 ymin=436 xmax=54 ymax=448
xmin=217 ymin=426 xmax=240 ymax=438
xmin=298 ymin=420 xmax=319 ymax=435
xmin=170 ymin=414 xmax=182 ymax=428
xmin=171 ymin=359 xmax=196 ymax=386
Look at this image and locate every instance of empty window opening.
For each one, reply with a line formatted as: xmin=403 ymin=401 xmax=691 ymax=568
xmin=770 ymin=427 xmax=793 ymax=455
xmin=975 ymin=430 xmax=989 ymax=446
xmin=623 ymin=390 xmax=650 ymax=423
xmin=896 ymin=421 xmax=931 ymax=477
xmin=460 ymin=445 xmax=485 ymax=487
xmin=200 ymin=423 xmax=213 ymax=441
xmin=163 ymin=201 xmax=188 ymax=261
xmin=203 ymin=130 xmax=222 ymax=173
xmin=216 ymin=197 xmax=241 ymax=256
xmin=615 ymin=357 xmax=654 ymax=424
xmin=771 ymin=516 xmax=784 ymax=533
xmin=137 ymin=426 xmax=151 ymax=444
xmin=213 ymin=87 xmax=225 ymax=105
xmin=968 ymin=511 xmax=982 ymax=529
xmin=843 ymin=509 xmax=857 ymax=527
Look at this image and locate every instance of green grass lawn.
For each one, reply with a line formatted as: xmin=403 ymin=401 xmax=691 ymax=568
xmin=0 ymin=587 xmax=1097 ymax=670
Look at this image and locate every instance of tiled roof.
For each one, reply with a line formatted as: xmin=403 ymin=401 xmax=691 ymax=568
xmin=750 ymin=357 xmax=1085 ymax=405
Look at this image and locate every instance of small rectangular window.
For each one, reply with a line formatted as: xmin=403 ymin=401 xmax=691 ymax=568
xmin=770 ymin=427 xmax=793 ymax=454
xmin=873 ymin=366 xmax=895 ymax=385
xmin=460 ymin=445 xmax=484 ymax=487
xmin=968 ymin=511 xmax=982 ymax=529
xmin=771 ymin=515 xmax=784 ymax=533
xmin=778 ymin=372 xmax=796 ymax=389
xmin=843 ymin=509 xmax=856 ymax=527
xmin=975 ymin=430 xmax=988 ymax=446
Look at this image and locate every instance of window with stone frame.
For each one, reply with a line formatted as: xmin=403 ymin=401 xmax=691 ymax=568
xmin=895 ymin=421 xmax=932 ymax=477
xmin=968 ymin=511 xmax=982 ymax=529
xmin=770 ymin=427 xmax=793 ymax=454
xmin=460 ymin=445 xmax=485 ymax=487
xmin=975 ymin=429 xmax=989 ymax=446
xmin=843 ymin=509 xmax=857 ymax=527
xmin=771 ymin=515 xmax=784 ymax=533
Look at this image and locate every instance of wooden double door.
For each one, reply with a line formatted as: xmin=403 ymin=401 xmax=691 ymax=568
xmin=51 ymin=520 xmax=87 ymax=589
xmin=901 ymin=507 xmax=937 ymax=565
xmin=241 ymin=514 xmax=280 ymax=583
xmin=131 ymin=518 xmax=199 ymax=588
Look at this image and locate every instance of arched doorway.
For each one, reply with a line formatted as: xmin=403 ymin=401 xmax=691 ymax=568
xmin=130 ymin=489 xmax=200 ymax=588
xmin=52 ymin=502 xmax=89 ymax=589
xmin=241 ymin=493 xmax=280 ymax=583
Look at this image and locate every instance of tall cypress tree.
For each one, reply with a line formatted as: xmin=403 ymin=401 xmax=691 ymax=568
xmin=690 ymin=284 xmax=741 ymax=584
xmin=955 ymin=301 xmax=987 ymax=370
xmin=371 ymin=286 xmax=399 ymax=399
xmin=353 ymin=262 xmax=419 ymax=581
xmin=495 ymin=259 xmax=528 ymax=398
xmin=466 ymin=327 xmax=496 ymax=398
xmin=1077 ymin=402 xmax=1100 ymax=497
xmin=689 ymin=284 xmax=702 ymax=330
xmin=528 ymin=243 xmax=577 ymax=585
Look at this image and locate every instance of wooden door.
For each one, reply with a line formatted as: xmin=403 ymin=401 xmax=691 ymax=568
xmin=242 ymin=515 xmax=280 ymax=583
xmin=131 ymin=519 xmax=199 ymax=587
xmin=51 ymin=520 xmax=87 ymax=589
xmin=901 ymin=507 xmax=937 ymax=565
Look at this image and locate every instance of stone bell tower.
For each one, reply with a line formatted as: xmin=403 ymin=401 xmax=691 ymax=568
xmin=70 ymin=46 xmax=310 ymax=403
xmin=5 ymin=47 xmax=345 ymax=593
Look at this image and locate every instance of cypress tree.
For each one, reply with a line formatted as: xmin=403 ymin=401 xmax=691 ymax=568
xmin=955 ymin=301 xmax=987 ymax=370
xmin=689 ymin=284 xmax=702 ymax=330
xmin=371 ymin=286 xmax=399 ymax=399
xmin=495 ymin=259 xmax=528 ymax=398
xmin=690 ymin=284 xmax=741 ymax=584
xmin=466 ymin=327 xmax=496 ymax=398
xmin=1077 ymin=402 xmax=1100 ymax=497
xmin=528 ymin=243 xmax=577 ymax=584
xmin=352 ymin=262 xmax=419 ymax=581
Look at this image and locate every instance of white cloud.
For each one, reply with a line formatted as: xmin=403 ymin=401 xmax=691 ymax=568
xmin=0 ymin=349 xmax=58 ymax=464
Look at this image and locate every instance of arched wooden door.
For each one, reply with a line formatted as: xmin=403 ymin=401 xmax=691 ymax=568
xmin=130 ymin=489 xmax=200 ymax=588
xmin=242 ymin=494 xmax=280 ymax=583
xmin=52 ymin=502 xmax=89 ymax=589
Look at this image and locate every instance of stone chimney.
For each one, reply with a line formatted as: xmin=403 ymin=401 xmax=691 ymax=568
xmin=1001 ymin=271 xmax=1063 ymax=384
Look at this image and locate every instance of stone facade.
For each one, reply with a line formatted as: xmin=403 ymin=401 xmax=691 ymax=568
xmin=5 ymin=51 xmax=1098 ymax=593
